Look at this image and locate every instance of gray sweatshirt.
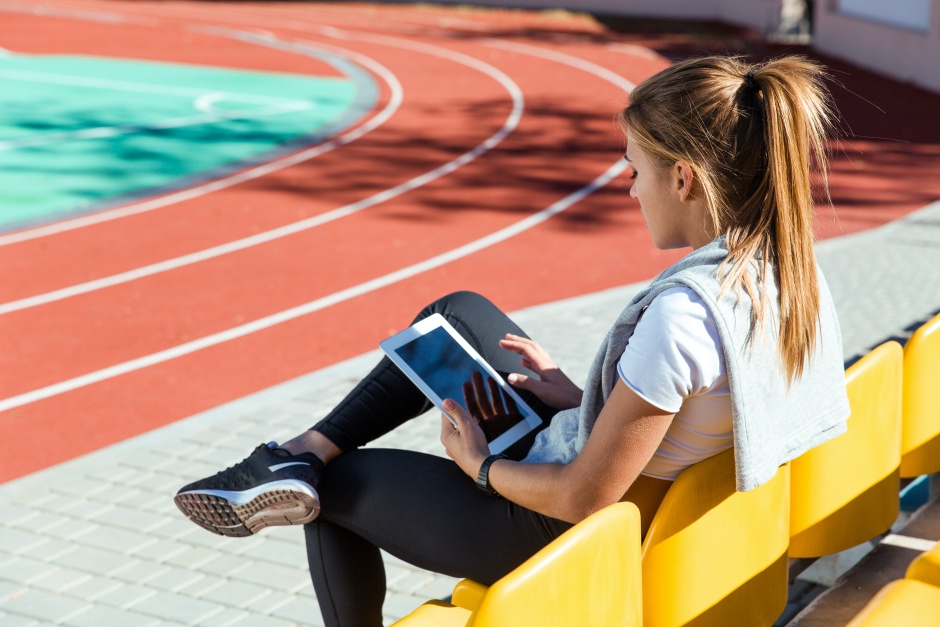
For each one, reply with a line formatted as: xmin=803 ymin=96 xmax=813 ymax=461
xmin=522 ymin=237 xmax=850 ymax=491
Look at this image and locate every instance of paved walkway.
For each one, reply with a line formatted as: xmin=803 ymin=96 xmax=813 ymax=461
xmin=1 ymin=200 xmax=939 ymax=627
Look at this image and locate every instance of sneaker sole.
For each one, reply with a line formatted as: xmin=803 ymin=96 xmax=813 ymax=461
xmin=174 ymin=489 xmax=320 ymax=537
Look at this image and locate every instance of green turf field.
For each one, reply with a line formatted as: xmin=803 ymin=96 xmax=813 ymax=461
xmin=0 ymin=53 xmax=368 ymax=231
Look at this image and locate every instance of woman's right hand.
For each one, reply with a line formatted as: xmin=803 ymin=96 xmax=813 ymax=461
xmin=499 ymin=334 xmax=584 ymax=410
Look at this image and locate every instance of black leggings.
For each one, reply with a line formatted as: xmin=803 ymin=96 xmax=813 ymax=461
xmin=305 ymin=292 xmax=573 ymax=626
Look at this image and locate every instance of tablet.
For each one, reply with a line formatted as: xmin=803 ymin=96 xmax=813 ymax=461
xmin=380 ymin=313 xmax=541 ymax=455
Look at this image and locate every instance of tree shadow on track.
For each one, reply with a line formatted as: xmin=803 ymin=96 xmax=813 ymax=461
xmin=251 ymin=96 xmax=631 ymax=229
xmin=585 ymin=17 xmax=940 ymax=234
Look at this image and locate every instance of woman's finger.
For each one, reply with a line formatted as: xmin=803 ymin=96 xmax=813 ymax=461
xmin=472 ymin=371 xmax=493 ymax=418
xmin=463 ymin=381 xmax=483 ymax=424
xmin=487 ymin=377 xmax=506 ymax=415
xmin=443 ymin=398 xmax=471 ymax=430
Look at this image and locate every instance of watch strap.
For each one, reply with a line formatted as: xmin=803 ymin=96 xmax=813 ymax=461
xmin=476 ymin=453 xmax=509 ymax=498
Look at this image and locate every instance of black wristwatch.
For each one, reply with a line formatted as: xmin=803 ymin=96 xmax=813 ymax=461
xmin=476 ymin=453 xmax=509 ymax=498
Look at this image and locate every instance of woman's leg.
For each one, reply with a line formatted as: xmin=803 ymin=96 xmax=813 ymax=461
xmin=305 ymin=448 xmax=572 ymax=627
xmin=307 ymin=290 xmax=556 ymax=452
xmin=175 ymin=292 xmax=555 ymax=536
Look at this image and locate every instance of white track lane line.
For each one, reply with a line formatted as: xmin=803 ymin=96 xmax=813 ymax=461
xmin=0 ymin=30 xmax=633 ymax=413
xmin=0 ymin=40 xmax=399 ymax=247
xmin=0 ymin=101 xmax=313 ymax=152
xmin=0 ymin=28 xmax=524 ymax=314
xmin=0 ymin=162 xmax=626 ymax=414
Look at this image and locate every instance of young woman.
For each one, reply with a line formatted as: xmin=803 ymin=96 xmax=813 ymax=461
xmin=176 ymin=55 xmax=850 ymax=626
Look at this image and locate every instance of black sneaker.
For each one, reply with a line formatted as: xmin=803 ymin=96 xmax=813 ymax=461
xmin=174 ymin=442 xmax=324 ymax=537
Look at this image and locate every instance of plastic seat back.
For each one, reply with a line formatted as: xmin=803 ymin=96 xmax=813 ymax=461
xmin=466 ymin=501 xmax=643 ymax=626
xmin=640 ymin=448 xmax=790 ymax=627
xmin=789 ymin=341 xmax=903 ymax=558
xmin=901 ymin=312 xmax=940 ymax=477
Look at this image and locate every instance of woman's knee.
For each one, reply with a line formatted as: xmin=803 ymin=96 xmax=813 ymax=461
xmin=418 ymin=291 xmax=496 ymax=320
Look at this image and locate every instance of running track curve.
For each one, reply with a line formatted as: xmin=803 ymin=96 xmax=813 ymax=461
xmin=2 ymin=0 xmax=938 ymax=481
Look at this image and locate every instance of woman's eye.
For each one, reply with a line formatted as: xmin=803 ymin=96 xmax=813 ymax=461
xmin=628 ymin=168 xmax=637 ymax=180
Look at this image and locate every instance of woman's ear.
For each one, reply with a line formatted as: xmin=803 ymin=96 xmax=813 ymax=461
xmin=675 ymin=161 xmax=694 ymax=202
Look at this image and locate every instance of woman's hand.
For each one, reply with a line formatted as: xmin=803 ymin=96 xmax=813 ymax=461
xmin=464 ymin=372 xmax=522 ymax=441
xmin=440 ymin=399 xmax=490 ymax=479
xmin=499 ymin=334 xmax=584 ymax=409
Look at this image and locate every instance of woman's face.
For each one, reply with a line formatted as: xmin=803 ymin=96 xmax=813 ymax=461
xmin=625 ymin=132 xmax=699 ymax=250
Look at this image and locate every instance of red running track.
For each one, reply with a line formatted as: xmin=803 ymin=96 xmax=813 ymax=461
xmin=2 ymin=1 xmax=939 ymax=482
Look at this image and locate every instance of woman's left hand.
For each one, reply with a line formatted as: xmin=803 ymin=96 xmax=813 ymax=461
xmin=440 ymin=399 xmax=490 ymax=479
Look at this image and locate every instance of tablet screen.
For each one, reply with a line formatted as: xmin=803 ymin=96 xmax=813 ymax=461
xmin=392 ymin=326 xmax=514 ymax=443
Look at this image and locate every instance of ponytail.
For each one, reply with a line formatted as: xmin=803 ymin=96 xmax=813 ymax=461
xmin=620 ymin=56 xmax=835 ymax=384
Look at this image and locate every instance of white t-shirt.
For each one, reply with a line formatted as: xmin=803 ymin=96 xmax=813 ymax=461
xmin=617 ymin=286 xmax=733 ymax=480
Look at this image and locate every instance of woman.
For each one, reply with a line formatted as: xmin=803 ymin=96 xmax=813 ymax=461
xmin=175 ymin=55 xmax=850 ymax=626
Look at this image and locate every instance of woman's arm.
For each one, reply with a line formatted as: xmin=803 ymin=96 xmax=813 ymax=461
xmin=441 ymin=379 xmax=675 ymax=524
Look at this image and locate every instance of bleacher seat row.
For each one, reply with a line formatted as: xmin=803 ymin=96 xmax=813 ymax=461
xmin=391 ymin=311 xmax=940 ymax=627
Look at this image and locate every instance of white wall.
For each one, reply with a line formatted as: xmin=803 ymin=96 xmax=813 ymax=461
xmin=814 ymin=0 xmax=940 ymax=93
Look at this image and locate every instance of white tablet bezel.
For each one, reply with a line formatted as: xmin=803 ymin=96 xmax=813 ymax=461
xmin=380 ymin=313 xmax=541 ymax=455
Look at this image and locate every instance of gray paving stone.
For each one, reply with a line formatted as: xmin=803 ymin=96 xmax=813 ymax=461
xmin=184 ymin=575 xmax=227 ymax=599
xmin=141 ymin=517 xmax=194 ymax=542
xmin=0 ymin=587 xmax=88 ymax=623
xmin=0 ymin=613 xmax=41 ymax=627
xmin=19 ymin=538 xmax=76 ymax=562
xmin=247 ymin=589 xmax=299 ymax=615
xmin=0 ymin=528 xmax=45 ymax=555
xmin=191 ymin=553 xmax=252 ymax=579
xmin=39 ymin=517 xmax=99 ymax=540
xmin=110 ymin=560 xmax=169 ymax=585
xmin=223 ymin=613 xmax=295 ymax=627
xmin=65 ymin=574 xmax=125 ymax=601
xmin=84 ymin=465 xmax=140 ymax=485
xmin=236 ymin=538 xmax=306 ymax=568
xmin=0 ymin=556 xmax=59 ymax=585
xmin=28 ymin=568 xmax=89 ymax=594
xmin=95 ymin=582 xmax=157 ymax=609
xmin=132 ymin=590 xmax=222 ymax=623
xmin=130 ymin=540 xmax=189 ymax=563
xmin=165 ymin=545 xmax=225 ymax=570
xmin=87 ymin=483 xmax=145 ymax=509
xmin=89 ymin=503 xmax=167 ymax=533
xmin=0 ymin=505 xmax=37 ymax=527
xmin=74 ymin=524 xmax=156 ymax=555
xmin=227 ymin=559 xmax=308 ymax=591
xmin=50 ymin=477 xmax=109 ymax=499
xmin=201 ymin=579 xmax=272 ymax=608
xmin=145 ymin=566 xmax=206 ymax=593
xmin=269 ymin=596 xmax=323 ymax=624
xmin=0 ymin=580 xmax=20 ymax=602
xmin=388 ymin=570 xmax=435 ymax=595
xmin=62 ymin=604 xmax=162 ymax=627
xmin=3 ymin=511 xmax=41 ymax=533
xmin=194 ymin=606 xmax=253 ymax=627
xmin=56 ymin=545 xmax=131 ymax=576
xmin=126 ymin=472 xmax=183 ymax=494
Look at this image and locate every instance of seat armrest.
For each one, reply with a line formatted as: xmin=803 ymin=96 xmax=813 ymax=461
xmin=452 ymin=580 xmax=488 ymax=611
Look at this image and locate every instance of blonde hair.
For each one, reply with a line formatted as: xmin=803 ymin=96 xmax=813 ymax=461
xmin=619 ymin=56 xmax=835 ymax=384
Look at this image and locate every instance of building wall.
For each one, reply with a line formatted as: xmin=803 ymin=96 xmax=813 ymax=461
xmin=813 ymin=0 xmax=940 ymax=93
xmin=420 ymin=0 xmax=785 ymax=32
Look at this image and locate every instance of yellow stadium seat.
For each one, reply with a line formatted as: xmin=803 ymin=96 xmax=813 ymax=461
xmin=640 ymin=448 xmax=790 ymax=627
xmin=900 ymin=312 xmax=940 ymax=477
xmin=390 ymin=501 xmax=643 ymax=627
xmin=789 ymin=341 xmax=903 ymax=558
xmin=906 ymin=541 xmax=940 ymax=587
xmin=846 ymin=579 xmax=940 ymax=626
